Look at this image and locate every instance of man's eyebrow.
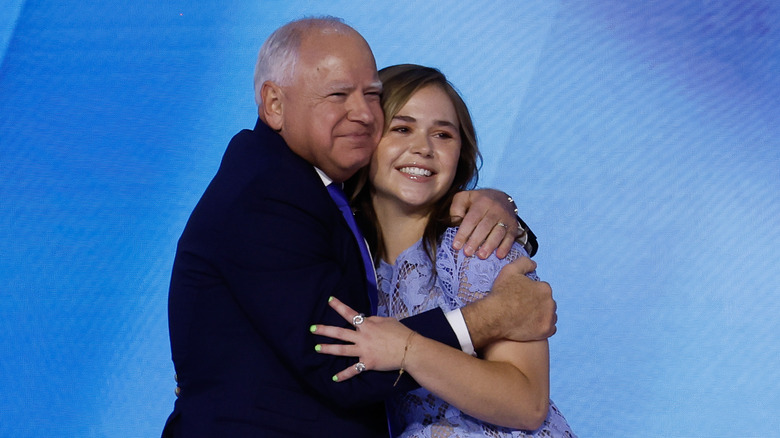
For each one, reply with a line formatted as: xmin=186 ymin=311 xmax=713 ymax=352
xmin=327 ymin=83 xmax=353 ymax=92
xmin=327 ymin=81 xmax=383 ymax=92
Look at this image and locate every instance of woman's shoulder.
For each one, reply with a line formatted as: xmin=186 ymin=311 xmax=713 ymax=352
xmin=437 ymin=226 xmax=539 ymax=280
xmin=437 ymin=226 xmax=530 ymax=264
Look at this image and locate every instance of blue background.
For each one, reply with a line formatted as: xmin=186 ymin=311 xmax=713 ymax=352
xmin=1 ymin=1 xmax=778 ymax=436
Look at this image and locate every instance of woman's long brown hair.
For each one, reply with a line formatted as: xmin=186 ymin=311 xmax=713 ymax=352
xmin=346 ymin=64 xmax=481 ymax=266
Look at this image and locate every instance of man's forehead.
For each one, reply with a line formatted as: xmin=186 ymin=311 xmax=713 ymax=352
xmin=299 ymin=30 xmax=375 ymax=62
xmin=300 ymin=29 xmax=358 ymax=52
xmin=298 ymin=53 xmax=380 ymax=88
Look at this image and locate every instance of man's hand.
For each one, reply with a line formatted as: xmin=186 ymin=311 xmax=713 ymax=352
xmin=461 ymin=257 xmax=557 ymax=350
xmin=450 ymin=189 xmax=525 ymax=259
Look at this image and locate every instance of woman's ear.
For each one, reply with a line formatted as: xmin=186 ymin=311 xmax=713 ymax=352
xmin=259 ymin=81 xmax=284 ymax=131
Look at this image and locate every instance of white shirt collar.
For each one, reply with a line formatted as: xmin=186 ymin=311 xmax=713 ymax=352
xmin=315 ymin=167 xmax=335 ymax=187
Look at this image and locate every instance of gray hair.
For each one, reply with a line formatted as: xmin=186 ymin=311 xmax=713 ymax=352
xmin=253 ymin=16 xmax=356 ymax=106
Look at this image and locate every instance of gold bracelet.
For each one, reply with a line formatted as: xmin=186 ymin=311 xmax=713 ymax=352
xmin=393 ymin=331 xmax=417 ymax=387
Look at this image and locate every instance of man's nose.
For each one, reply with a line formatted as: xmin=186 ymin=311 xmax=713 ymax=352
xmin=346 ymin=94 xmax=375 ymax=124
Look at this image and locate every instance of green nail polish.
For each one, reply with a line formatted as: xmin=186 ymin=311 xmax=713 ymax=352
xmin=332 ymin=375 xmax=339 ymax=382
xmin=315 ymin=344 xmax=322 ymax=352
xmin=309 ymin=325 xmax=317 ymax=333
xmin=328 ymin=296 xmax=334 ymax=303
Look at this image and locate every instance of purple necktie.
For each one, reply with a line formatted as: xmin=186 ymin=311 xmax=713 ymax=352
xmin=327 ymin=183 xmax=378 ymax=314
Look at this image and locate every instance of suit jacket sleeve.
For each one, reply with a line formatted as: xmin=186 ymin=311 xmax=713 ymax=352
xmin=190 ymin=127 xmax=460 ymax=409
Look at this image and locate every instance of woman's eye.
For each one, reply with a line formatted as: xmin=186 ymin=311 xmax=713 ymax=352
xmin=391 ymin=126 xmax=410 ymax=133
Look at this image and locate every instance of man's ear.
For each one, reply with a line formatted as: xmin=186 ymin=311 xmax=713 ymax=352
xmin=259 ymin=81 xmax=284 ymax=131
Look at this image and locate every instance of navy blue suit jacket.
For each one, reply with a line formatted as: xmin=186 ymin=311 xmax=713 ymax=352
xmin=163 ymin=120 xmax=460 ymax=437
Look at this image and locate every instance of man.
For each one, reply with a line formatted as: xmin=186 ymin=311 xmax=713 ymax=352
xmin=163 ymin=17 xmax=555 ymax=437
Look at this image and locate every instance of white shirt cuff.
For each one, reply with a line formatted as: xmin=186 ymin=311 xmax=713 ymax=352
xmin=444 ymin=308 xmax=475 ymax=356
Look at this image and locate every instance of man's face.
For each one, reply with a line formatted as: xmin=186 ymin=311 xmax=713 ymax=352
xmin=277 ymin=32 xmax=384 ymax=182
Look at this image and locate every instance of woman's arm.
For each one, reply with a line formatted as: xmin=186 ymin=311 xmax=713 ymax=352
xmin=406 ymin=332 xmax=549 ymax=430
xmin=313 ymin=297 xmax=550 ymax=430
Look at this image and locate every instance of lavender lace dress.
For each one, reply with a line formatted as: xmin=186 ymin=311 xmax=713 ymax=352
xmin=376 ymin=227 xmax=576 ymax=438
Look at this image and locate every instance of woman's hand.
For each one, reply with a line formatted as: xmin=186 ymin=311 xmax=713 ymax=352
xmin=311 ymin=297 xmax=414 ymax=382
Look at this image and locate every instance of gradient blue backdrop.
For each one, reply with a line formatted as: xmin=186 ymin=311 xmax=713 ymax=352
xmin=1 ymin=1 xmax=778 ymax=437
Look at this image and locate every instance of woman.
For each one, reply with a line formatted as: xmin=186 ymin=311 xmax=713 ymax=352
xmin=313 ymin=64 xmax=575 ymax=437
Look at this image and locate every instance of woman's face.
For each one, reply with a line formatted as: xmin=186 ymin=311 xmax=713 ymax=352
xmin=369 ymin=84 xmax=461 ymax=214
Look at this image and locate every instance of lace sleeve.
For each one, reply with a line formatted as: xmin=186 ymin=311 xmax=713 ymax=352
xmin=436 ymin=227 xmax=539 ymax=309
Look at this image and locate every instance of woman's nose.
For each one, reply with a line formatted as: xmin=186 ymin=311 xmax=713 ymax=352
xmin=409 ymin=135 xmax=434 ymax=157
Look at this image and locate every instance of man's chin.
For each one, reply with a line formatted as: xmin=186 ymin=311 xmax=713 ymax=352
xmin=320 ymin=162 xmax=363 ymax=183
xmin=344 ymin=147 xmax=374 ymax=165
xmin=337 ymin=134 xmax=378 ymax=150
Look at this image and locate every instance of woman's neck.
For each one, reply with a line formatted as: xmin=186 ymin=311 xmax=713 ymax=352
xmin=372 ymin=197 xmax=430 ymax=264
